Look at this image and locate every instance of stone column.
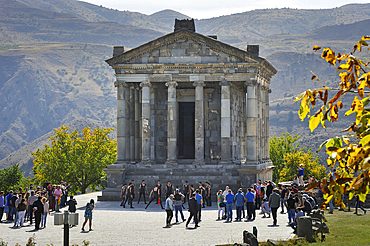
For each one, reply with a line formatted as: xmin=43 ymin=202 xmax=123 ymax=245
xmin=130 ymin=86 xmax=135 ymax=161
xmin=114 ymin=81 xmax=127 ymax=162
xmin=193 ymin=81 xmax=205 ymax=164
xmin=257 ymin=84 xmax=262 ymax=161
xmin=134 ymin=86 xmax=140 ymax=161
xmin=165 ymin=81 xmax=178 ymax=164
xmin=150 ymin=86 xmax=156 ymax=161
xmin=140 ymin=82 xmax=151 ymax=163
xmin=246 ymin=81 xmax=258 ymax=163
xmin=266 ymin=88 xmax=271 ymax=159
xmin=220 ymin=80 xmax=231 ymax=162
xmin=125 ymin=83 xmax=131 ymax=161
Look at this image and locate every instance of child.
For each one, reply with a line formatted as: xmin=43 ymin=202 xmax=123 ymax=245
xmin=66 ymin=196 xmax=77 ymax=213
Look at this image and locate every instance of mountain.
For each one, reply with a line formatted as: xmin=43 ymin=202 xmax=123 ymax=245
xmin=17 ymin=0 xmax=175 ymax=33
xmin=150 ymin=9 xmax=191 ymax=27
xmin=0 ymin=42 xmax=116 ymax=167
xmin=196 ymin=4 xmax=370 ymax=43
xmin=0 ymin=0 xmax=164 ymax=47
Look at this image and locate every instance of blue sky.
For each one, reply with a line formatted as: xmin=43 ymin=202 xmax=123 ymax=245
xmin=81 ymin=0 xmax=370 ymax=19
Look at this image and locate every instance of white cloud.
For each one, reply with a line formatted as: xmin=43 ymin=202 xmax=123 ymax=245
xmin=81 ymin=0 xmax=370 ymax=19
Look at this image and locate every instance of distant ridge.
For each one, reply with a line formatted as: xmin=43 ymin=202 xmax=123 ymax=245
xmin=150 ymin=9 xmax=191 ymax=28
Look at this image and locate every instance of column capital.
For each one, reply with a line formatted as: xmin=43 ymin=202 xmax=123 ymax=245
xmin=219 ymin=80 xmax=231 ymax=86
xmin=192 ymin=81 xmax=205 ymax=87
xmin=139 ymin=81 xmax=151 ymax=88
xmin=114 ymin=81 xmax=129 ymax=87
xmin=245 ymin=80 xmax=258 ymax=87
xmin=165 ymin=81 xmax=178 ymax=87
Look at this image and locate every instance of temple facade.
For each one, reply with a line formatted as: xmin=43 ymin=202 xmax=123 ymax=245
xmin=100 ymin=20 xmax=277 ymax=200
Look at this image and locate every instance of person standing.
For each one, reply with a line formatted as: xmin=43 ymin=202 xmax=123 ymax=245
xmin=54 ymin=185 xmax=62 ymax=212
xmin=205 ymin=182 xmax=212 ymax=206
xmin=13 ymin=193 xmax=23 ymax=227
xmin=173 ymin=189 xmax=185 ymax=223
xmin=0 ymin=191 xmax=4 ymax=222
xmin=217 ymin=190 xmax=225 ymax=220
xmin=67 ymin=196 xmax=77 ymax=213
xmin=120 ymin=184 xmax=127 ymax=207
xmin=245 ymin=188 xmax=255 ymax=220
xmin=81 ymin=199 xmax=95 ymax=231
xmin=41 ymin=197 xmax=49 ymax=228
xmin=198 ymin=182 xmax=206 ymax=208
xmin=16 ymin=198 xmax=27 ymax=227
xmin=225 ymin=189 xmax=234 ymax=222
xmin=280 ymin=185 xmax=288 ymax=213
xmin=183 ymin=181 xmax=190 ymax=206
xmin=297 ymin=164 xmax=305 ymax=187
xmin=268 ymin=188 xmax=280 ymax=225
xmin=33 ymin=196 xmax=44 ymax=230
xmin=195 ymin=189 xmax=203 ymax=222
xmin=266 ymin=181 xmax=273 ymax=198
xmin=354 ymin=194 xmax=367 ymax=214
xmin=287 ymin=193 xmax=297 ymax=223
xmin=165 ymin=194 xmax=174 ymax=227
xmin=186 ymin=193 xmax=199 ymax=228
xmin=165 ymin=181 xmax=174 ymax=199
xmin=145 ymin=185 xmax=164 ymax=209
xmin=28 ymin=191 xmax=38 ymax=225
xmin=157 ymin=180 xmax=163 ymax=205
xmin=234 ymin=189 xmax=245 ymax=221
xmin=137 ymin=180 xmax=148 ymax=204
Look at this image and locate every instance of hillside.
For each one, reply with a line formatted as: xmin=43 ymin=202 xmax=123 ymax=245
xmin=0 ymin=0 xmax=164 ymax=47
xmin=196 ymin=4 xmax=370 ymax=43
xmin=16 ymin=0 xmax=181 ymax=33
xmin=0 ymin=42 xmax=116 ymax=166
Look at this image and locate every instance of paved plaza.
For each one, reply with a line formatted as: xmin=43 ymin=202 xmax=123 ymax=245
xmin=0 ymin=192 xmax=294 ymax=245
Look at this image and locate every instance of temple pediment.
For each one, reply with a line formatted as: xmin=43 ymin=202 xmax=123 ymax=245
xmin=106 ymin=29 xmax=276 ymax=75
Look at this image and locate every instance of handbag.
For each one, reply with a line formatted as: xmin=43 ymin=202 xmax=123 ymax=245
xmin=219 ymin=202 xmax=226 ymax=207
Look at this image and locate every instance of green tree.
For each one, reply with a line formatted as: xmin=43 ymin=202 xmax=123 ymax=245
xmin=0 ymin=163 xmax=23 ymax=191
xmin=295 ymin=36 xmax=370 ymax=207
xmin=269 ymin=132 xmax=300 ymax=182
xmin=32 ymin=126 xmax=116 ymax=194
xmin=279 ymin=151 xmax=326 ymax=182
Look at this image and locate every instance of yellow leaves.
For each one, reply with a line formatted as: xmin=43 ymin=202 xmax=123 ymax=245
xmin=309 ymin=111 xmax=322 ymax=132
xmin=360 ymin=134 xmax=370 ymax=145
xmin=337 ymin=64 xmax=350 ymax=71
xmin=321 ymin=48 xmax=336 ymax=66
xmin=313 ymin=45 xmax=321 ymax=52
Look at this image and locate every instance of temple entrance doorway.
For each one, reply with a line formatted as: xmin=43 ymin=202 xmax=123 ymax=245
xmin=178 ymin=102 xmax=195 ymax=159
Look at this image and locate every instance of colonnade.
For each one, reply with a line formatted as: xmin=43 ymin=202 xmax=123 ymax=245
xmin=115 ymin=79 xmax=270 ymax=165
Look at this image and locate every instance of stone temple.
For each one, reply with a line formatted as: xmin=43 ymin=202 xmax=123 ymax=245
xmin=99 ymin=19 xmax=277 ymax=200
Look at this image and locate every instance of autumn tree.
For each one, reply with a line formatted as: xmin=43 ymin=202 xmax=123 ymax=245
xmin=296 ymin=35 xmax=370 ymax=208
xmin=269 ymin=132 xmax=300 ymax=182
xmin=32 ymin=126 xmax=116 ymax=194
xmin=0 ymin=163 xmax=23 ymax=191
xmin=279 ymin=151 xmax=326 ymax=182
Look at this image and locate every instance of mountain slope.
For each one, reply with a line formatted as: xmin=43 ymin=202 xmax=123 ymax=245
xmin=196 ymin=4 xmax=370 ymax=42
xmin=0 ymin=0 xmax=164 ymax=47
xmin=150 ymin=9 xmax=191 ymax=27
xmin=17 ymin=0 xmax=173 ymax=33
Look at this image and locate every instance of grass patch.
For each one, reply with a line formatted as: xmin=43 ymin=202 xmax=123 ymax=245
xmin=217 ymin=209 xmax=369 ymax=246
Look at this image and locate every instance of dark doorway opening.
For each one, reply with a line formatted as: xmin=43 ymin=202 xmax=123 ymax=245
xmin=178 ymin=102 xmax=195 ymax=159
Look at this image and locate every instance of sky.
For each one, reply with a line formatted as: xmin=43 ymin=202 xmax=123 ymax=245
xmin=81 ymin=0 xmax=370 ymax=19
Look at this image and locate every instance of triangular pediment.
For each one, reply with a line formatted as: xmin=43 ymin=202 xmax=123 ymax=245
xmin=106 ymin=29 xmax=269 ymax=67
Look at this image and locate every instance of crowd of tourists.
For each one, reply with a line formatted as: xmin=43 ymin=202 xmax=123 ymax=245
xmin=0 ymin=182 xmax=79 ymax=230
xmin=118 ymin=177 xmax=321 ymax=229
